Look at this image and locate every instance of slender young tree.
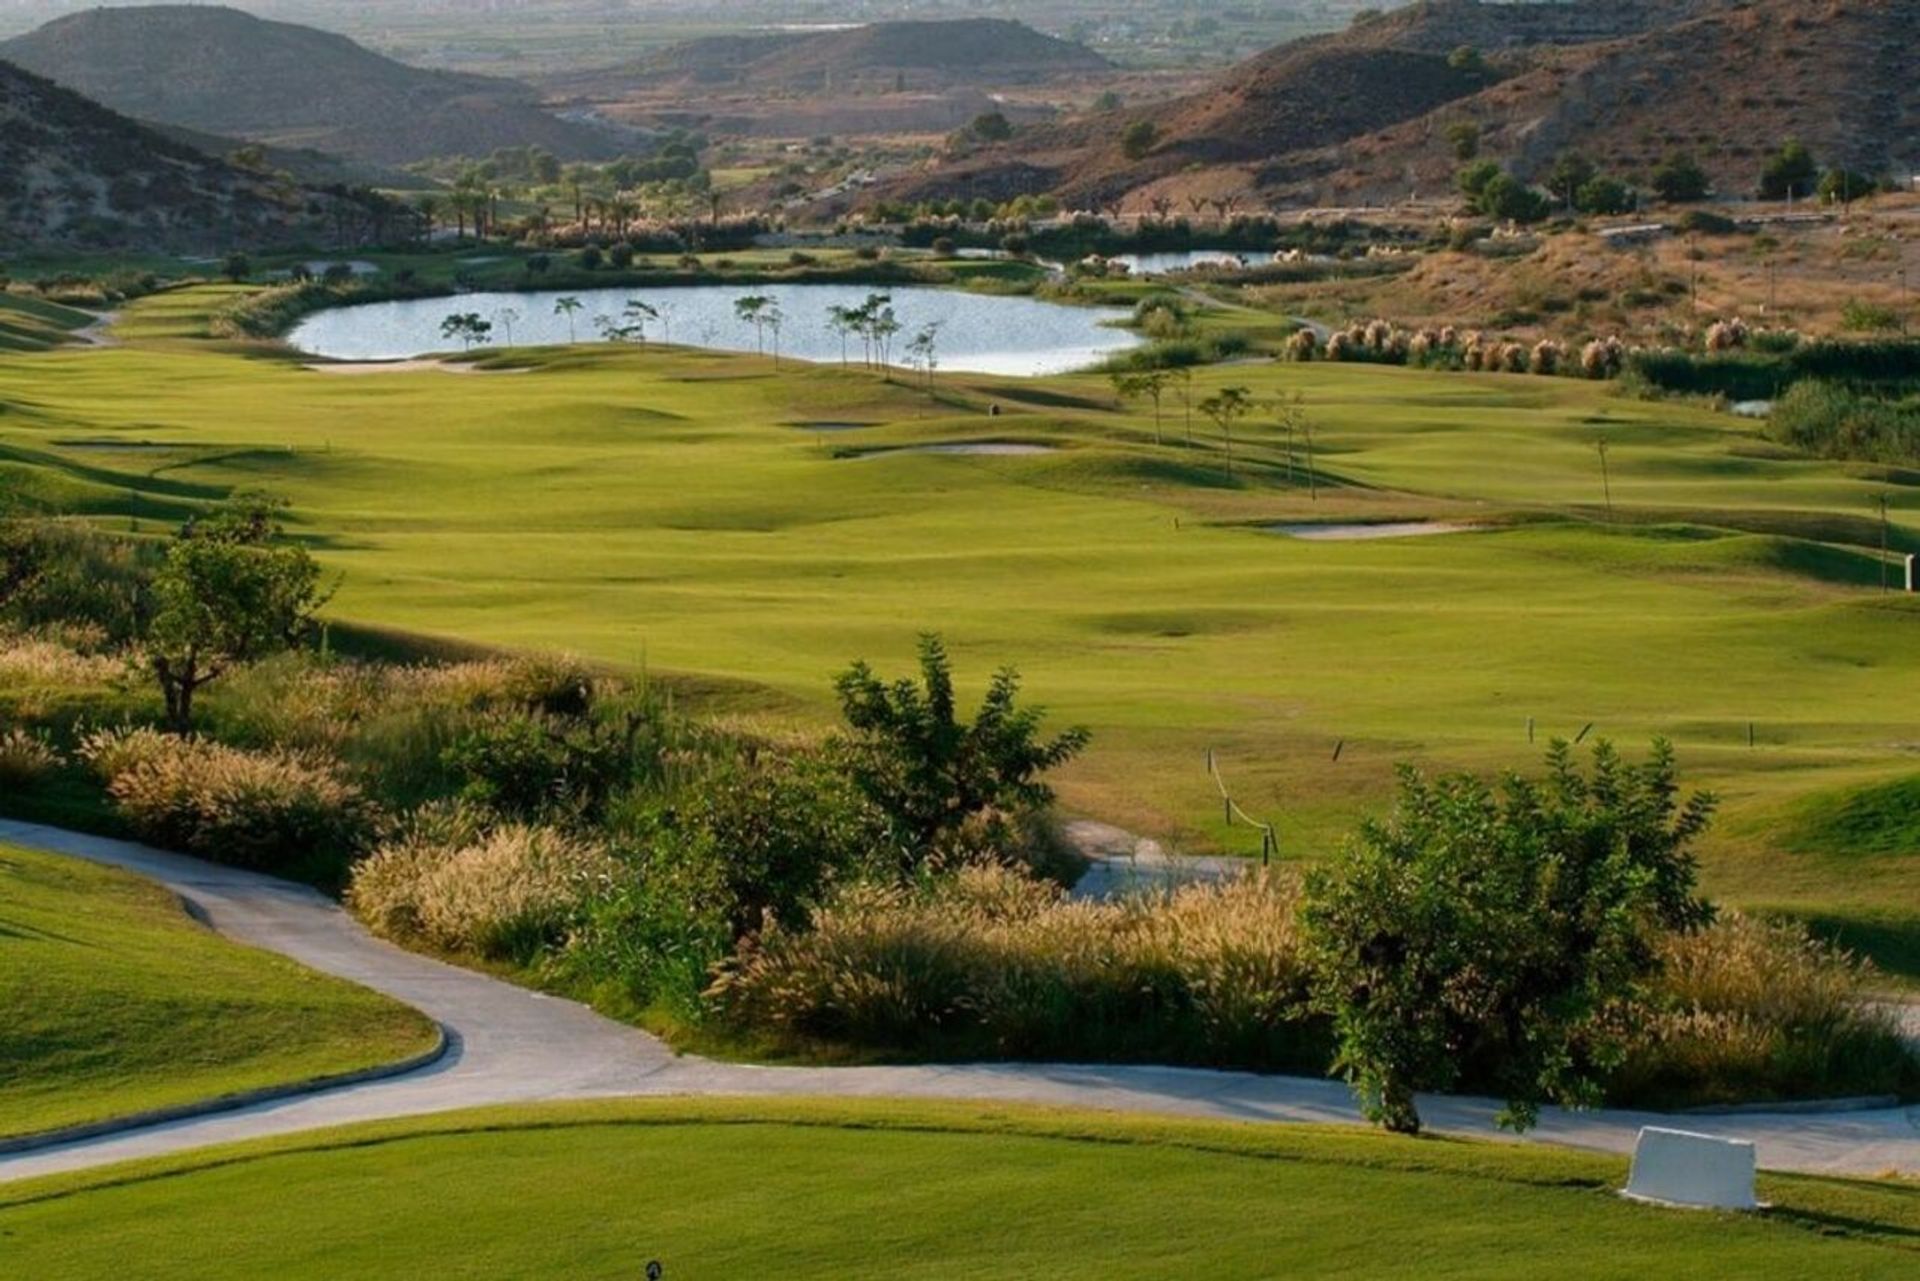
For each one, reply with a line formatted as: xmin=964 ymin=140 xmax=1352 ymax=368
xmin=1199 ymin=385 xmax=1253 ymax=479
xmin=553 ymin=296 xmax=583 ymax=343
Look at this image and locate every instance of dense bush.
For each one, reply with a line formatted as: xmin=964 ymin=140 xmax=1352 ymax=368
xmin=80 ymin=726 xmax=377 ymax=876
xmin=711 ymin=864 xmax=1322 ymax=1069
xmin=1768 ymin=380 xmax=1920 ymax=465
xmin=1302 ymin=740 xmax=1713 ymax=1133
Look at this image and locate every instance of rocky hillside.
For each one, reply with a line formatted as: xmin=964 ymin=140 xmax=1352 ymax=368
xmin=0 ymin=60 xmax=383 ymax=252
xmin=874 ymin=0 xmax=1917 ymax=211
xmin=0 ymin=5 xmax=627 ymax=165
xmin=552 ymin=18 xmax=1109 ymax=98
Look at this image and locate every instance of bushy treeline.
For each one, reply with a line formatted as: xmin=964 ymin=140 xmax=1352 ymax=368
xmin=1626 ymin=337 xmax=1920 ymax=402
xmin=1768 ymin=381 xmax=1920 ymax=466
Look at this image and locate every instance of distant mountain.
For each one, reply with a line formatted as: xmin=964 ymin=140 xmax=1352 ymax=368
xmin=551 ymin=18 xmax=1110 ymax=98
xmin=875 ymin=0 xmax=1918 ymax=211
xmin=0 ymin=58 xmax=388 ymax=251
xmin=0 ymin=5 xmax=628 ymax=165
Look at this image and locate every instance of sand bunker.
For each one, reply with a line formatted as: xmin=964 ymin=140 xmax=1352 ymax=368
xmin=852 ymin=443 xmax=1057 ymax=459
xmin=1269 ymin=521 xmax=1474 ymax=541
xmin=304 ymin=359 xmax=521 ymax=376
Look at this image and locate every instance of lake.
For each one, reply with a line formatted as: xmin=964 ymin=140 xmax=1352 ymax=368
xmin=286 ymin=283 xmax=1143 ymax=377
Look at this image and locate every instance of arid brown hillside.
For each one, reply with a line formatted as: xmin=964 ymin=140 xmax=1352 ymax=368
xmin=0 ymin=5 xmax=628 ymax=165
xmin=873 ymin=0 xmax=1917 ymax=212
xmin=0 ymin=60 xmax=384 ymax=252
xmin=550 ymin=18 xmax=1109 ymax=98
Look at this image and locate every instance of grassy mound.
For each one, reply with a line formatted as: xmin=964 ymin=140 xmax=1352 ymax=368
xmin=2 ymin=1100 xmax=1915 ymax=1278
xmin=1788 ymin=775 xmax=1920 ymax=860
xmin=0 ymin=843 xmax=437 ymax=1141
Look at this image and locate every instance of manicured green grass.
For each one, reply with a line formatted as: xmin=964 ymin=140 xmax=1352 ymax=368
xmin=1 ymin=1100 xmax=1913 ymax=1278
xmin=0 ymin=293 xmax=93 ymax=351
xmin=0 ymin=843 xmax=437 ymax=1141
xmin=2 ymin=286 xmax=1915 ymax=965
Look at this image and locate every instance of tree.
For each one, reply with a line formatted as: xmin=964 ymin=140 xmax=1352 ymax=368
xmin=1477 ymin=173 xmax=1552 ymax=224
xmin=1198 ymin=385 xmax=1253 ymax=478
xmin=1575 ymin=176 xmax=1635 ymax=216
xmin=1121 ymin=120 xmax=1159 ymax=162
xmin=734 ymin=293 xmax=773 ymax=355
xmin=969 ymin=111 xmax=1014 ymax=143
xmin=1547 ymin=152 xmax=1597 ymax=210
xmin=1456 ymin=160 xmax=1502 ymax=201
xmin=833 ymin=633 xmax=1089 ymax=874
xmin=1302 ymin=740 xmax=1714 ymax=1135
xmin=221 ymin=253 xmax=251 ymax=283
xmin=1445 ymin=120 xmax=1481 ymax=162
xmin=493 ymin=308 xmax=520 ymax=346
xmin=147 ymin=497 xmax=328 ymax=732
xmin=553 ymin=296 xmax=583 ymax=343
xmin=1817 ymin=167 xmax=1876 ymax=208
xmin=905 ymin=321 xmax=943 ymax=388
xmin=1760 ymin=140 xmax=1819 ymax=201
xmin=1649 ymin=152 xmax=1709 ymax=204
xmin=1446 ymin=44 xmax=1485 ymax=75
xmin=622 ymin=299 xmax=659 ymax=341
xmin=439 ymin=312 xmax=493 ymax=351
xmin=1110 ymin=368 xmax=1171 ymax=445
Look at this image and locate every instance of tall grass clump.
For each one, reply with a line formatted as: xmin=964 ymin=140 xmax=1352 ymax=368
xmin=0 ymin=727 xmax=62 ymax=786
xmin=78 ymin=727 xmax=376 ymax=877
xmin=1768 ymin=380 xmax=1920 ymax=465
xmin=348 ymin=807 xmax=615 ymax=962
xmin=709 ymin=864 xmax=1324 ymax=1071
xmin=1613 ymin=913 xmax=1917 ymax=1106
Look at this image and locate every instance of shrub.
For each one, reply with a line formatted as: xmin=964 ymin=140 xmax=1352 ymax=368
xmin=1613 ymin=914 xmax=1917 ymax=1106
xmin=930 ymin=236 xmax=956 ymax=258
xmin=81 ymin=728 xmax=377 ymax=874
xmin=607 ymin=242 xmax=635 ymax=269
xmin=1768 ymin=381 xmax=1920 ymax=465
xmin=349 ymin=810 xmax=615 ymax=960
xmin=442 ymin=709 xmax=635 ymax=823
xmin=833 ymin=634 xmax=1088 ymax=875
xmin=1284 ymin=328 xmax=1320 ymax=362
xmin=1302 ymin=740 xmax=1713 ymax=1134
xmin=710 ymin=864 xmax=1321 ymax=1069
xmin=0 ymin=727 xmax=61 ymax=786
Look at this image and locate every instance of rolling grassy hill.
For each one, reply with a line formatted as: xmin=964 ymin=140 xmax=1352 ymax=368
xmin=0 ymin=293 xmax=92 ymax=352
xmin=0 ymin=5 xmax=626 ymax=165
xmin=0 ymin=283 xmax=1913 ymax=975
xmin=3 ymin=1100 xmax=1916 ymax=1278
xmin=0 ymin=842 xmax=436 ymax=1142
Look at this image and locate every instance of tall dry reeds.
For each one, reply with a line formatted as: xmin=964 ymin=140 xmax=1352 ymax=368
xmin=709 ymin=864 xmax=1324 ymax=1070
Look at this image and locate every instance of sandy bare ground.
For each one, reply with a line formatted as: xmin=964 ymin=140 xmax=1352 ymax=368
xmin=1270 ymin=521 xmax=1476 ymax=541
xmin=1 ymin=817 xmax=1912 ymax=1184
xmin=303 ymin=359 xmax=525 ymax=375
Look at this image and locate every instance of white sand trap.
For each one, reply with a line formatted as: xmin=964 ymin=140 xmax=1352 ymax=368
xmin=304 ymin=359 xmax=522 ymax=375
xmin=1270 ymin=521 xmax=1474 ymax=541
xmin=854 ymin=443 xmax=1056 ymax=459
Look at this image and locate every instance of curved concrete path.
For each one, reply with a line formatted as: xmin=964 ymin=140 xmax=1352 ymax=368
xmin=2 ymin=817 xmax=1914 ymax=1184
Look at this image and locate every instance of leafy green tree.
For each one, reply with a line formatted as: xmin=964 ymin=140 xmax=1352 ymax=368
xmin=439 ymin=312 xmax=493 ymax=351
xmin=147 ymin=496 xmax=327 ymax=731
xmin=969 ymin=111 xmax=1014 ymax=143
xmin=1121 ymin=120 xmax=1160 ymax=161
xmin=1445 ymin=120 xmax=1481 ymax=162
xmin=1817 ymin=168 xmax=1877 ymax=207
xmin=221 ymin=252 xmax=251 ymax=282
xmin=1547 ymin=152 xmax=1597 ymax=210
xmin=1303 ymin=740 xmax=1715 ymax=1135
xmin=1575 ymin=176 xmax=1635 ymax=216
xmin=833 ymin=634 xmax=1089 ymax=874
xmin=1650 ymin=152 xmax=1709 ymax=204
xmin=1109 ymin=367 xmax=1172 ymax=445
xmin=1477 ymin=173 xmax=1552 ymax=223
xmin=1760 ymin=140 xmax=1820 ymax=201
xmin=1447 ymin=45 xmax=1486 ymax=75
xmin=1456 ymin=160 xmax=1502 ymax=200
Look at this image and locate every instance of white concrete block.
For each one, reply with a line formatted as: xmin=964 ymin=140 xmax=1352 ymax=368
xmin=1623 ymin=1126 xmax=1759 ymax=1210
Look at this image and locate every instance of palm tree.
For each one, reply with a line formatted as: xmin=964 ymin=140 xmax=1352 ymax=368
xmin=734 ymin=294 xmax=772 ymax=353
xmin=553 ymin=296 xmax=583 ymax=343
xmin=495 ymin=307 xmax=521 ymax=346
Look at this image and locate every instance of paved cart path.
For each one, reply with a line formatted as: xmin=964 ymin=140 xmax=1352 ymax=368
xmin=3 ymin=818 xmax=1914 ymax=1184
